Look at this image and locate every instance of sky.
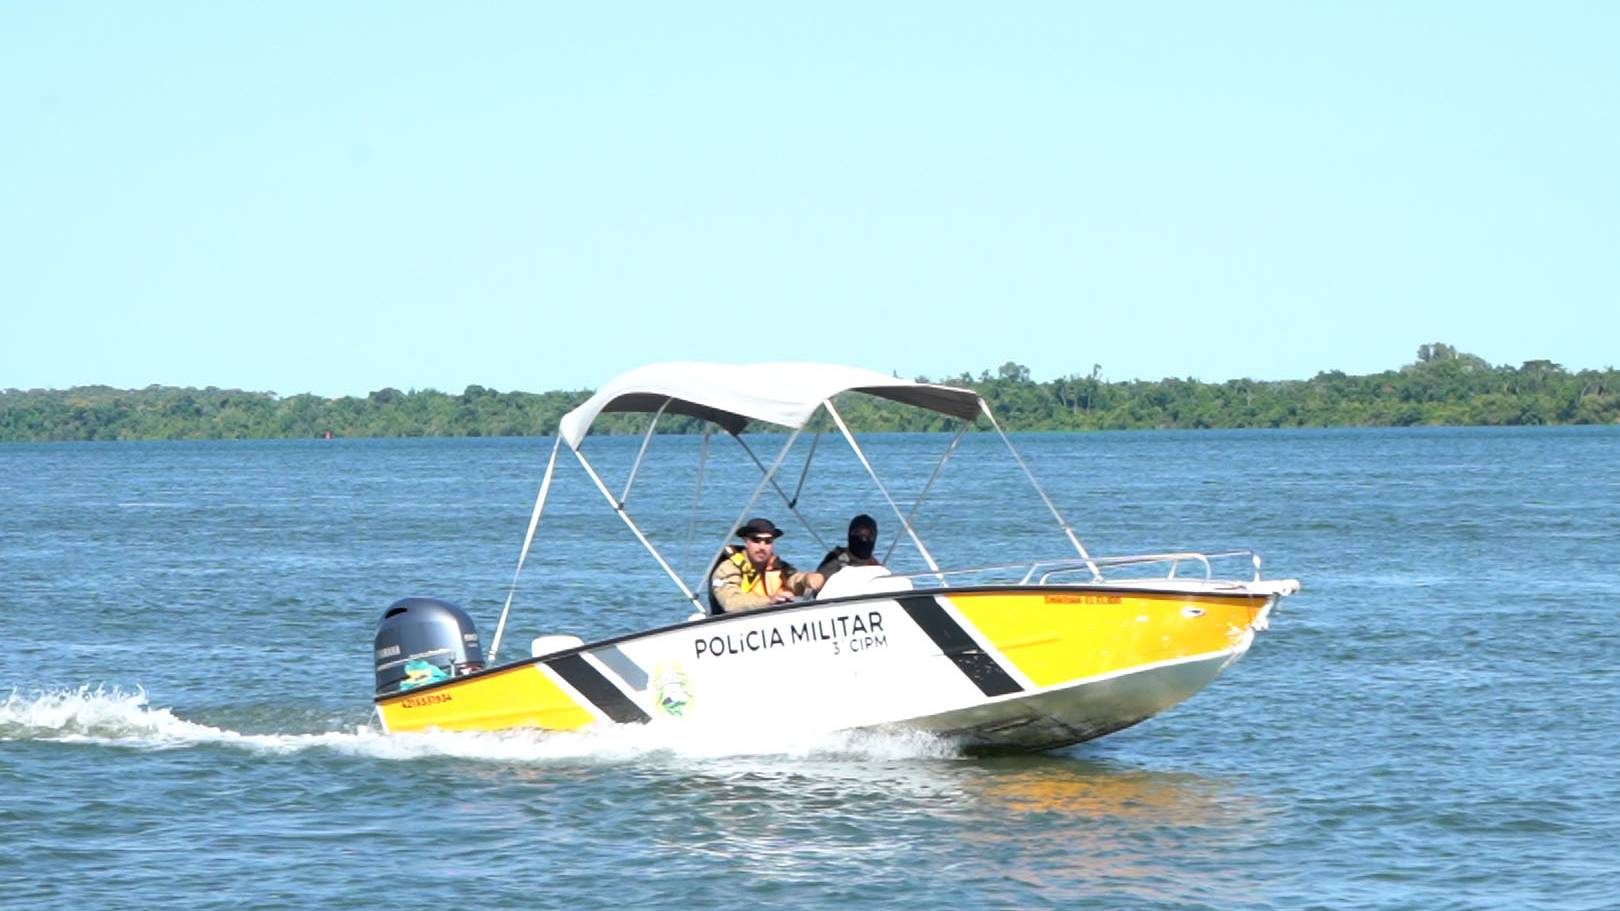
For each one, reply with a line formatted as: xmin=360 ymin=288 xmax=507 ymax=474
xmin=2 ymin=3 xmax=1616 ymax=396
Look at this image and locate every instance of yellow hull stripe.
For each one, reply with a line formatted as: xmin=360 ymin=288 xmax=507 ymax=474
xmin=947 ymin=590 xmax=1264 ymax=689
xmin=377 ymin=662 xmax=596 ymax=733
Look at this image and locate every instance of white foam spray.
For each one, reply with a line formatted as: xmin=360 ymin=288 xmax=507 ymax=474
xmin=3 ymin=685 xmax=962 ymax=765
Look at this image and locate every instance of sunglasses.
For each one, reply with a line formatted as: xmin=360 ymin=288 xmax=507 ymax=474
xmin=748 ymin=535 xmax=776 ymax=544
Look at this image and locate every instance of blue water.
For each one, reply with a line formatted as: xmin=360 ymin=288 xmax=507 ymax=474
xmin=3 ymin=428 xmax=1616 ymax=910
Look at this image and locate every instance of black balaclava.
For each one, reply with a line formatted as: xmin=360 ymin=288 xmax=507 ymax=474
xmin=847 ymin=514 xmax=877 ymax=560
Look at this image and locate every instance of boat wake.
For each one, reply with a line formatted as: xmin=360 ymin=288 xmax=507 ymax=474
xmin=2 ymin=685 xmax=963 ymax=764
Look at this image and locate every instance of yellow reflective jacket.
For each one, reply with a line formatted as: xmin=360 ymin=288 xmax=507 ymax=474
xmin=710 ymin=550 xmax=807 ymax=613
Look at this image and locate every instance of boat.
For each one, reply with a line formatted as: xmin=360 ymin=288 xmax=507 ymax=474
xmin=371 ymin=363 xmax=1299 ymax=752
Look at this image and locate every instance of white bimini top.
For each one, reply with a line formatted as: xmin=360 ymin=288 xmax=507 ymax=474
xmin=556 ymin=362 xmax=982 ymax=448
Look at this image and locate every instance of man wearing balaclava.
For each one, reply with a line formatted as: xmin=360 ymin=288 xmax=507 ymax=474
xmin=816 ymin=514 xmax=882 ymax=581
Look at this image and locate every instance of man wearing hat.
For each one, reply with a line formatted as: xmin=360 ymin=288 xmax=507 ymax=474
xmin=710 ymin=518 xmax=823 ymax=613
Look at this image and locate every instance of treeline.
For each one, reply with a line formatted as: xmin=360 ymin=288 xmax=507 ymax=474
xmin=2 ymin=344 xmax=1615 ymax=442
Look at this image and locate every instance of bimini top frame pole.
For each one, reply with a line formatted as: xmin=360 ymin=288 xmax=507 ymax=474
xmin=490 ymin=402 xmax=709 ymax=662
xmin=682 ymin=426 xmax=712 ymax=574
xmin=488 ymin=434 xmax=563 ymax=665
xmin=729 ymin=432 xmax=831 ymax=554
xmin=619 ymin=400 xmax=669 ymax=507
xmin=570 ymin=398 xmax=706 ymax=616
xmin=824 ymin=398 xmax=943 ymax=577
xmin=979 ymin=399 xmax=1101 ymax=580
xmin=494 ymin=362 xmax=1075 ymax=638
xmin=882 ymin=421 xmax=969 ymax=566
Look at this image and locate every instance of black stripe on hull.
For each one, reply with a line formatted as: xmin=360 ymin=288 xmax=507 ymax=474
xmin=546 ymin=654 xmax=651 ymax=724
xmin=898 ymin=595 xmax=1024 ymax=698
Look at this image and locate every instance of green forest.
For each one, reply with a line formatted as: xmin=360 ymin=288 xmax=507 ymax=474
xmin=2 ymin=344 xmax=1615 ymax=442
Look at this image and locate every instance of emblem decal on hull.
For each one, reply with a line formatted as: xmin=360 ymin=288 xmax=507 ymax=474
xmin=652 ymin=664 xmax=694 ymax=718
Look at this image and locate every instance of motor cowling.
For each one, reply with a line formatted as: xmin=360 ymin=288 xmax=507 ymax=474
xmin=374 ymin=597 xmax=485 ymax=695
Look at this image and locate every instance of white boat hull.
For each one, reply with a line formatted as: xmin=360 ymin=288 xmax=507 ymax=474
xmin=376 ymin=583 xmax=1279 ymax=753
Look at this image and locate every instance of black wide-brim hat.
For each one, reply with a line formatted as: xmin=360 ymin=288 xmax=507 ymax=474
xmin=736 ymin=517 xmax=785 ymax=539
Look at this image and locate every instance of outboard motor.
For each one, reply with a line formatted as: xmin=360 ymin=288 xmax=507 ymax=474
xmin=373 ymin=597 xmax=485 ymax=695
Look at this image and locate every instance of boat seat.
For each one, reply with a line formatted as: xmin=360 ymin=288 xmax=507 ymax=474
xmin=816 ymin=565 xmax=913 ymax=600
xmin=703 ymin=545 xmax=741 ymax=615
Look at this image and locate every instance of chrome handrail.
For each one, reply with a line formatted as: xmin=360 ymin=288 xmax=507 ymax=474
xmin=880 ymin=549 xmax=1267 ymax=588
